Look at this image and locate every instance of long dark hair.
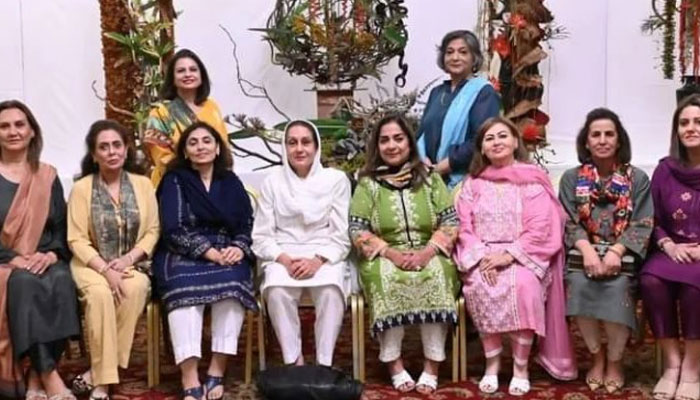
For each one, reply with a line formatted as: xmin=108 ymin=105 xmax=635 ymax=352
xmin=159 ymin=49 xmax=211 ymax=105
xmin=78 ymin=119 xmax=142 ymax=179
xmin=670 ymin=94 xmax=700 ymax=164
xmin=0 ymin=100 xmax=43 ymax=171
xmin=359 ymin=114 xmax=428 ymax=188
xmin=167 ymin=121 xmax=232 ymax=178
xmin=469 ymin=116 xmax=529 ymax=177
xmin=575 ymin=108 xmax=632 ymax=164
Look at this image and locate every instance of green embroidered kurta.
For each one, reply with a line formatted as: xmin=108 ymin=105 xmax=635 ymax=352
xmin=349 ymin=172 xmax=460 ymax=336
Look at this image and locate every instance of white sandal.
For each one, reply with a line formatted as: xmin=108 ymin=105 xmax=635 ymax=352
xmin=416 ymin=371 xmax=438 ymax=394
xmin=390 ymin=370 xmax=415 ymax=392
xmin=479 ymin=374 xmax=499 ymax=394
xmin=508 ymin=377 xmax=531 ymax=396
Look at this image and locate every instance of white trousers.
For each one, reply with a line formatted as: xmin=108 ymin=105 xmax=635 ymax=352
xmin=265 ymin=285 xmax=345 ymax=366
xmin=576 ymin=316 xmax=630 ymax=361
xmin=167 ymin=299 xmax=245 ymax=365
xmin=378 ymin=323 xmax=448 ymax=362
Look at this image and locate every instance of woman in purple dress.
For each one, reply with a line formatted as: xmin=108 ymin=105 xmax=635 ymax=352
xmin=641 ymin=94 xmax=700 ymax=400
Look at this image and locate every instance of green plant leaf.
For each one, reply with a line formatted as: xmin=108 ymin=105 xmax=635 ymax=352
xmin=382 ymin=26 xmax=407 ymax=48
xmin=104 ymin=32 xmax=132 ymax=46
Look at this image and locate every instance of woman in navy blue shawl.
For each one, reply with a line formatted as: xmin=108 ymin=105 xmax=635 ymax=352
xmin=153 ymin=121 xmax=256 ymax=400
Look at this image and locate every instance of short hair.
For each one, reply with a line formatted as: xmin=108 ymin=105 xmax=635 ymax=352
xmin=78 ymin=119 xmax=143 ymax=179
xmin=359 ymin=114 xmax=428 ymax=188
xmin=575 ymin=108 xmax=632 ymax=164
xmin=160 ymin=49 xmax=211 ymax=105
xmin=670 ymin=93 xmax=700 ymax=164
xmin=0 ymin=100 xmax=43 ymax=171
xmin=469 ymin=116 xmax=529 ymax=177
xmin=168 ymin=121 xmax=232 ymax=178
xmin=436 ymin=30 xmax=484 ymax=73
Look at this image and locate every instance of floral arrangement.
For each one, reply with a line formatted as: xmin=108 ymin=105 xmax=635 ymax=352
xmin=256 ymin=0 xmax=409 ymax=86
xmin=642 ymin=0 xmax=700 ymax=80
xmin=478 ymin=0 xmax=565 ymax=165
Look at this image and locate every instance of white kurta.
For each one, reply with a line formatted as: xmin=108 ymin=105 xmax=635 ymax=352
xmin=252 ymin=167 xmax=352 ymax=302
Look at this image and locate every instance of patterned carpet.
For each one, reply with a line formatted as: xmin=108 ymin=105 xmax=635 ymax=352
xmin=60 ymin=310 xmax=658 ymax=399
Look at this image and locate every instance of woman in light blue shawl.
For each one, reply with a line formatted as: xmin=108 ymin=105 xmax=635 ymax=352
xmin=417 ymin=30 xmax=500 ymax=189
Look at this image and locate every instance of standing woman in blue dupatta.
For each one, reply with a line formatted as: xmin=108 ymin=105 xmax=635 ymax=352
xmin=0 ymin=100 xmax=79 ymax=400
xmin=153 ymin=121 xmax=257 ymax=400
xmin=417 ymin=30 xmax=500 ymax=189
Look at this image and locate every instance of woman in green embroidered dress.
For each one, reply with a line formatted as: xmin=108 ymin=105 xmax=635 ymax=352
xmin=350 ymin=115 xmax=459 ymax=394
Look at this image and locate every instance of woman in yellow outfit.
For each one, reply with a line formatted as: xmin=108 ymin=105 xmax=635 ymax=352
xmin=67 ymin=120 xmax=160 ymax=400
xmin=144 ymin=48 xmax=229 ymax=185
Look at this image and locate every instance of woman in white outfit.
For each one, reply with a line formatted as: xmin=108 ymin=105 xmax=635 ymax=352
xmin=252 ymin=120 xmax=351 ymax=366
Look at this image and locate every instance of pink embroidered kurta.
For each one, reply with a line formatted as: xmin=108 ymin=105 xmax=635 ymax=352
xmin=455 ymin=179 xmax=558 ymax=337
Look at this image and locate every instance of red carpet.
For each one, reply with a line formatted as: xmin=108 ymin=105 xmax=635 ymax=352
xmin=60 ymin=310 xmax=658 ymax=399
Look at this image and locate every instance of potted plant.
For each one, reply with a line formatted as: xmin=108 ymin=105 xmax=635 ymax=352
xmin=254 ymin=0 xmax=410 ymax=117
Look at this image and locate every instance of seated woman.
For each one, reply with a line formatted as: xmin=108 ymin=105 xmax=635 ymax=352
xmin=67 ymin=120 xmax=159 ymax=400
xmin=153 ymin=122 xmax=257 ymax=400
xmin=559 ymin=108 xmax=653 ymax=394
xmin=252 ymin=120 xmax=351 ymax=366
xmin=144 ymin=49 xmax=229 ymax=186
xmin=454 ymin=117 xmax=577 ymax=396
xmin=641 ymin=94 xmax=700 ymax=400
xmin=349 ymin=115 xmax=459 ymax=394
xmin=0 ymin=100 xmax=79 ymax=400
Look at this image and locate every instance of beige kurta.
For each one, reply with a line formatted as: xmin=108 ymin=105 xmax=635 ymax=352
xmin=67 ymin=172 xmax=160 ymax=385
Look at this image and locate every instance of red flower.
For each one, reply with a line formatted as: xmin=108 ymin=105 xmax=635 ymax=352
xmin=492 ymin=34 xmax=510 ymax=58
xmin=522 ymin=124 xmax=541 ymax=142
xmin=510 ymin=13 xmax=527 ymax=29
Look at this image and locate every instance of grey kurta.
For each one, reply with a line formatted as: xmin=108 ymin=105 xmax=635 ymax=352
xmin=0 ymin=173 xmax=79 ymax=369
xmin=558 ymin=166 xmax=653 ymax=330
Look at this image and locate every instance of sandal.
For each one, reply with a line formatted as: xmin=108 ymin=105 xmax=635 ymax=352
xmin=508 ymin=377 xmax=531 ymax=396
xmin=605 ymin=379 xmax=625 ymax=394
xmin=88 ymin=388 xmax=110 ymax=400
xmin=70 ymin=373 xmax=94 ymax=395
xmin=586 ymin=375 xmax=603 ymax=391
xmin=182 ymin=385 xmax=205 ymax=400
xmin=204 ymin=375 xmax=225 ymax=400
xmin=390 ymin=370 xmax=415 ymax=393
xmin=415 ymin=371 xmax=438 ymax=394
xmin=47 ymin=391 xmax=76 ymax=400
xmin=478 ymin=374 xmax=499 ymax=394
xmin=25 ymin=389 xmax=48 ymax=400
xmin=675 ymin=381 xmax=700 ymax=400
xmin=653 ymin=376 xmax=679 ymax=400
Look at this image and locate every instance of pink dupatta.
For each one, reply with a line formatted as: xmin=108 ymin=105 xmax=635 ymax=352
xmin=0 ymin=163 xmax=56 ymax=397
xmin=476 ymin=163 xmax=578 ymax=381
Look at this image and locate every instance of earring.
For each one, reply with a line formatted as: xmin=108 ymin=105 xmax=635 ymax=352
xmin=184 ymin=153 xmax=189 ymax=160
xmin=216 ymin=147 xmax=220 ymax=156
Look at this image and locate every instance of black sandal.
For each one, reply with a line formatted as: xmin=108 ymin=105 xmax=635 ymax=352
xmin=204 ymin=375 xmax=225 ymax=400
xmin=181 ymin=385 xmax=205 ymax=400
xmin=70 ymin=374 xmax=94 ymax=395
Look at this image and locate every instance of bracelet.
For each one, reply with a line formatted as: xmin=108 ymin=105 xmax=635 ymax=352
xmin=657 ymin=237 xmax=672 ymax=251
xmin=98 ymin=263 xmax=110 ymax=275
xmin=608 ymin=246 xmax=624 ymax=258
xmin=125 ymin=253 xmax=135 ymax=265
xmin=379 ymin=246 xmax=389 ymax=257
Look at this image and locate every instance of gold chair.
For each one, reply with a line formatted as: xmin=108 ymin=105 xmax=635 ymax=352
xmin=353 ymin=293 xmax=463 ymax=383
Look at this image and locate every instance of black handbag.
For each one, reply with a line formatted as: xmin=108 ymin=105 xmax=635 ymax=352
xmin=256 ymin=365 xmax=363 ymax=400
xmin=567 ymin=243 xmax=636 ymax=277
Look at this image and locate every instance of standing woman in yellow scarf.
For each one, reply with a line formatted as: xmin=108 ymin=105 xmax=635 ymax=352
xmin=144 ymin=49 xmax=229 ymax=186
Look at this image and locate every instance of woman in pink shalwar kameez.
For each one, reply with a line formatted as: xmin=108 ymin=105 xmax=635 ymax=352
xmin=454 ymin=117 xmax=577 ymax=396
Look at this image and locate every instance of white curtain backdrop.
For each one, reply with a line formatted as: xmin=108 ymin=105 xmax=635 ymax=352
xmin=0 ymin=0 xmax=680 ymax=191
